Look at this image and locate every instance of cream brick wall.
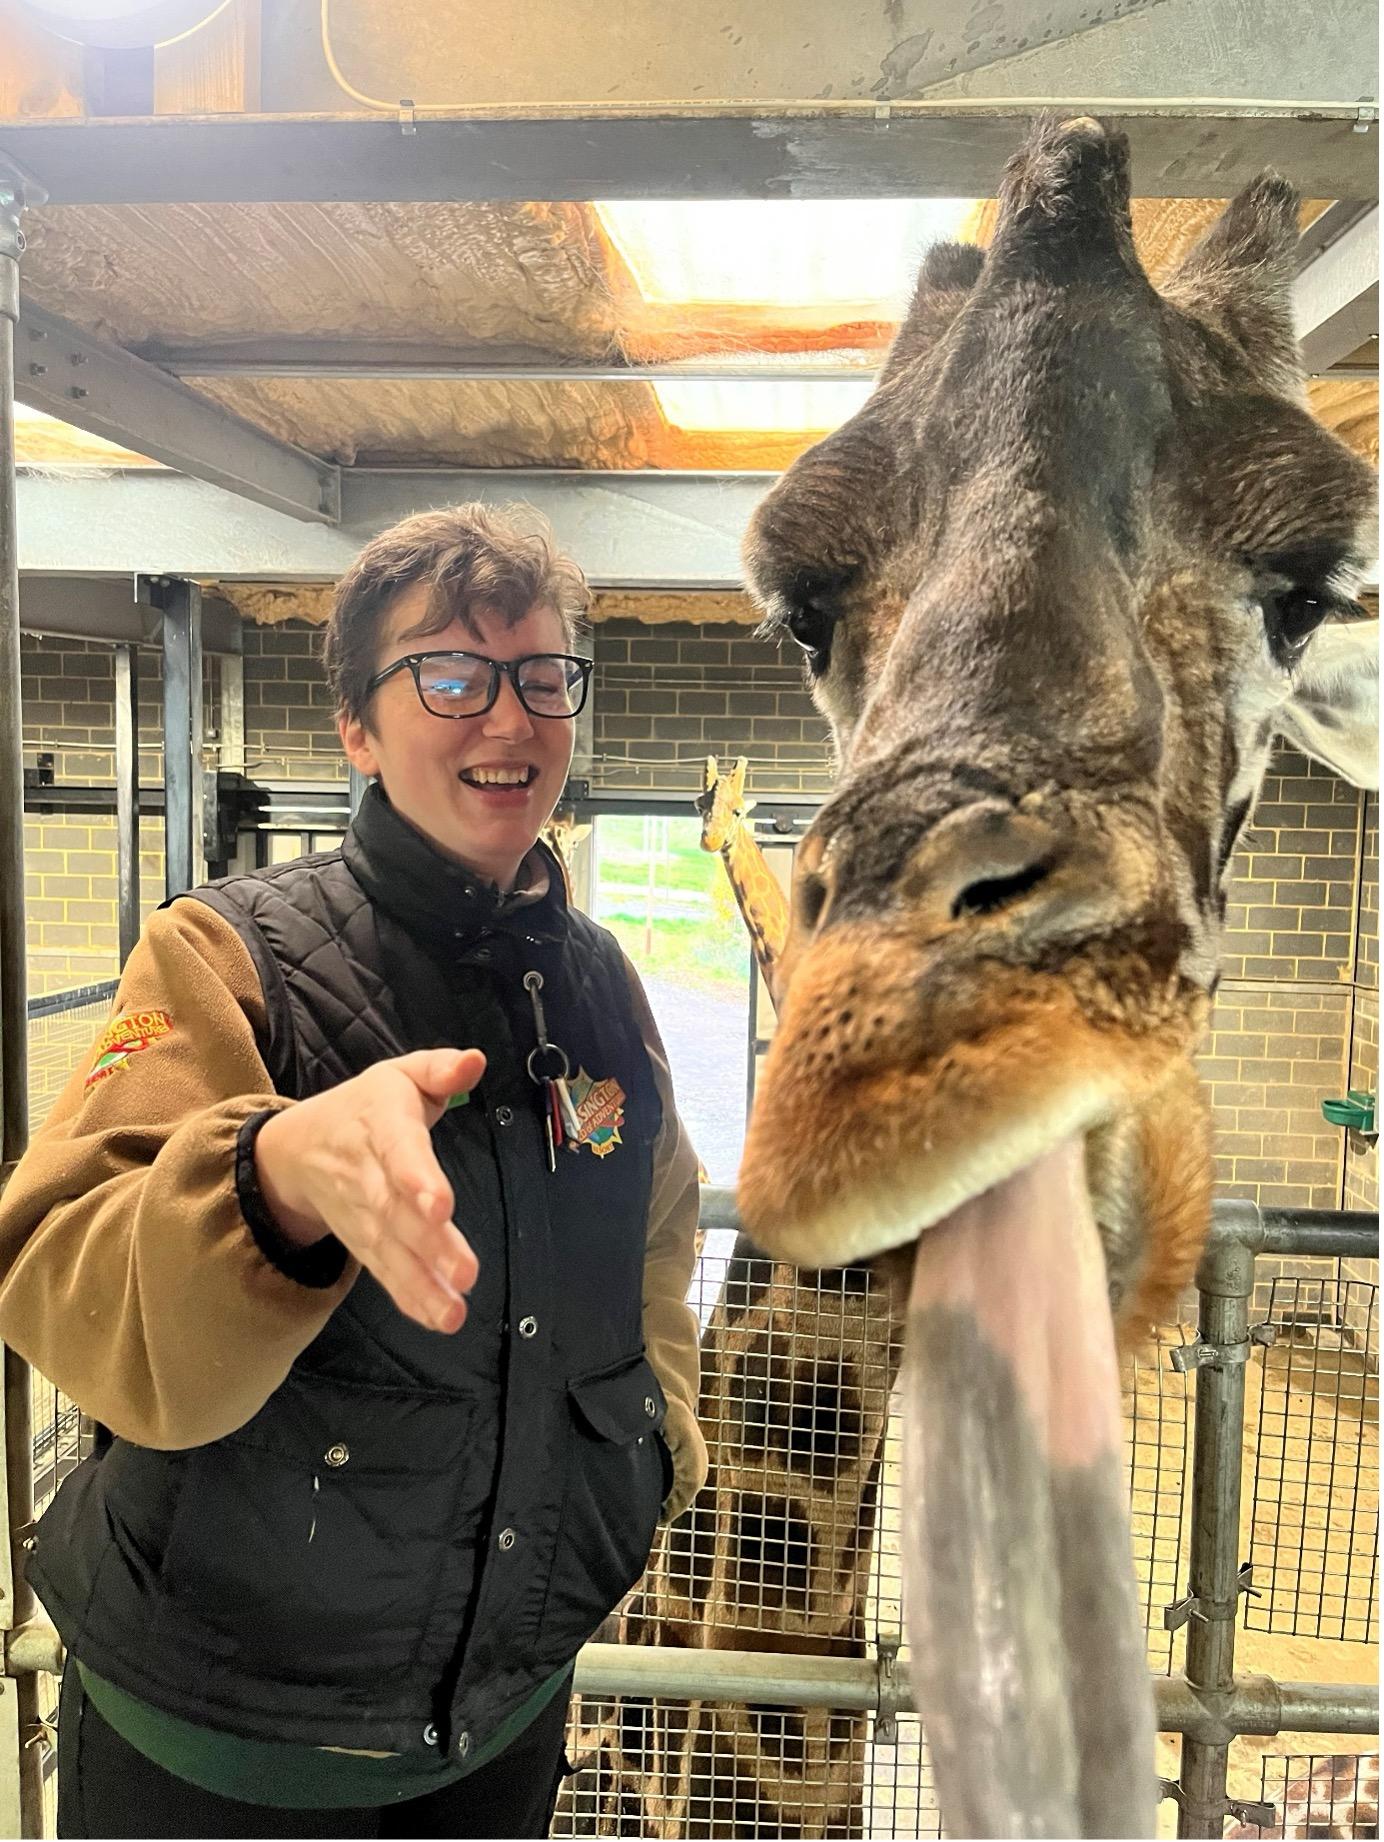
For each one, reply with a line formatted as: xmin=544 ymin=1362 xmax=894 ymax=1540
xmin=19 ymin=627 xmax=1380 ymax=1225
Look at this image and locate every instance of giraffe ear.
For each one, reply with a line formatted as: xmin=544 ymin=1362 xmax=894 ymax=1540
xmin=879 ymin=241 xmax=984 ymax=384
xmin=1163 ymin=174 xmax=1301 ymax=387
xmin=1273 ymin=617 xmax=1379 ymax=789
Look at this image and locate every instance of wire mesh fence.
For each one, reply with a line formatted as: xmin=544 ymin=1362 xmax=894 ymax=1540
xmin=1226 ymin=1751 xmax=1380 ymax=1839
xmin=556 ymin=1699 xmax=945 ymax=1840
xmin=24 ymin=984 xmax=114 ymax=1836
xmin=25 ymin=984 xmax=115 ymax=1134
xmin=1247 ymin=1278 xmax=1379 ymax=1643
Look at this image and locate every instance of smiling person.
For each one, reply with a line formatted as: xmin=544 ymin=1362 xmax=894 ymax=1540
xmin=0 ymin=505 xmax=706 ymax=1840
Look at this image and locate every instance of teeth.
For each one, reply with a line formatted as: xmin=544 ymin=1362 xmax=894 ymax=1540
xmin=464 ymin=766 xmax=530 ymax=786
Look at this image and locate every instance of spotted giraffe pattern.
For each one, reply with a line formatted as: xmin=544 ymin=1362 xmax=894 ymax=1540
xmin=1226 ymin=1753 xmax=1379 ymax=1840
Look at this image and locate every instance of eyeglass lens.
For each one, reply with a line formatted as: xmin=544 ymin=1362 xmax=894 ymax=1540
xmin=416 ymin=654 xmax=585 ymax=717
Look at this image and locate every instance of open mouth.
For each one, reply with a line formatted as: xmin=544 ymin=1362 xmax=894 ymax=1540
xmin=458 ymin=765 xmax=539 ymax=790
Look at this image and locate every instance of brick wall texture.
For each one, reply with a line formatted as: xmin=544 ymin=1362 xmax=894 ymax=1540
xmin=19 ymin=621 xmax=1380 ymax=1225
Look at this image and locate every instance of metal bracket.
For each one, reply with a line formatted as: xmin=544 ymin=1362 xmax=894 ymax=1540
xmin=1165 ymin=1778 xmax=1277 ymax=1827
xmin=1227 ymin=1797 xmax=1277 ymax=1826
xmin=1355 ymin=106 xmax=1377 ymax=133
xmin=874 ymin=1630 xmax=902 ymax=1744
xmin=1164 ymin=1563 xmax=1260 ymax=1631
xmin=0 ymin=154 xmax=47 ymax=215
xmin=0 ymin=154 xmax=45 ymax=288
xmin=22 ymin=1721 xmax=57 ymax=1759
xmin=1168 ymin=1321 xmax=1275 ymax=1373
xmin=399 ymin=100 xmax=418 ymax=136
xmin=1169 ymin=1335 xmax=1248 ymax=1373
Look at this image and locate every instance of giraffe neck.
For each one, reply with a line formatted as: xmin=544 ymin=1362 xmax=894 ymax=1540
xmin=721 ymin=823 xmax=788 ymax=1008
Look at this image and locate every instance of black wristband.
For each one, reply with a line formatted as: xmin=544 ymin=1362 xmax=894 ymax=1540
xmin=235 ymin=1109 xmax=349 ymax=1289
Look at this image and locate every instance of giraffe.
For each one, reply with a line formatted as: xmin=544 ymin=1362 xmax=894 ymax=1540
xmin=1224 ymin=1753 xmax=1380 ymax=1839
xmin=725 ymin=115 xmax=1378 ymax=1837
xmin=694 ymin=756 xmax=790 ymax=1005
xmin=559 ymin=762 xmax=902 ymax=1837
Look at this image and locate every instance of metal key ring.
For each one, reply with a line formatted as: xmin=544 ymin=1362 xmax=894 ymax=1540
xmin=527 ymin=1042 xmax=571 ymax=1084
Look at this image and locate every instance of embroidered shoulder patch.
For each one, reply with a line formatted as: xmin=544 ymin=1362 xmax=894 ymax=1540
xmin=569 ymin=1068 xmax=626 ymax=1158
xmin=85 ymin=1010 xmax=173 ymax=1091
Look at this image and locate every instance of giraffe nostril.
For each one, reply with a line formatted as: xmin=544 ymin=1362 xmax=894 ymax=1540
xmin=950 ymin=858 xmax=1054 ymax=921
xmin=795 ymin=870 xmax=829 ymax=934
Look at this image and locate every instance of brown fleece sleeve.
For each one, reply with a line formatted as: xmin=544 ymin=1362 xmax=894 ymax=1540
xmin=0 ymin=901 xmax=358 ymax=1450
xmin=618 ymin=951 xmax=707 ymax=1521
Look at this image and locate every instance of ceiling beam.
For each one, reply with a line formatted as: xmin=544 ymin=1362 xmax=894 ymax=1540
xmin=18 ymin=575 xmax=243 ymax=652
xmin=17 ymin=467 xmax=1381 ymax=598
xmin=16 ymin=469 xmax=766 ymax=588
xmin=134 ymin=342 xmax=885 ymax=382
xmin=0 ymin=105 xmax=1376 ymax=206
xmin=15 ymin=302 xmax=341 ymax=525
xmin=1294 ymin=205 xmax=1380 ymax=375
xmin=132 ymin=338 xmax=1378 ymax=384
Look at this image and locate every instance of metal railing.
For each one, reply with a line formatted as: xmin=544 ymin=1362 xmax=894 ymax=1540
xmin=3 ymin=1195 xmax=1378 ymax=1839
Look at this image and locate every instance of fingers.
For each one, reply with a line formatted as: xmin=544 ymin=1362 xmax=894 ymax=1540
xmin=309 ymin=1049 xmax=488 ymax=1333
xmin=396 ymin=1047 xmax=487 ymax=1119
xmin=369 ymin=1232 xmax=472 ymax=1335
xmin=373 ymin=1116 xmax=479 ymax=1296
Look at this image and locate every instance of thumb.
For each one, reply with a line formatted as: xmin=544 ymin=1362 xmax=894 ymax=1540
xmin=396 ymin=1047 xmax=487 ymax=1114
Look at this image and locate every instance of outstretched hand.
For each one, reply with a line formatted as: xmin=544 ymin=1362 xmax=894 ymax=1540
xmin=254 ymin=1048 xmax=486 ymax=1333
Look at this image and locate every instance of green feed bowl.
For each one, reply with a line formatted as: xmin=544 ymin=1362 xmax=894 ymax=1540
xmin=1322 ymin=1091 xmax=1376 ymax=1132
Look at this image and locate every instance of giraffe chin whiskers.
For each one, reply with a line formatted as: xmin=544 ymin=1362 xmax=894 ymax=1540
xmin=740 ymin=1072 xmax=1118 ymax=1271
xmin=735 ymin=919 xmax=1204 ymax=1281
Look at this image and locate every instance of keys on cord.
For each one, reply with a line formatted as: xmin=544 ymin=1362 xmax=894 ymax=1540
xmin=542 ymin=1086 xmax=557 ymax=1172
xmin=524 ymin=970 xmax=578 ymax=1171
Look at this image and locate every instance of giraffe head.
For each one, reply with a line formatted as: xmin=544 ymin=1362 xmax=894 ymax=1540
xmin=737 ymin=116 xmax=1376 ymax=1304
xmin=735 ymin=117 xmax=1377 ymax=1831
xmin=695 ymin=755 xmax=751 ymax=854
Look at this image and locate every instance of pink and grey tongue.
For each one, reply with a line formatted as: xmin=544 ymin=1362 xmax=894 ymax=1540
xmin=901 ymin=1136 xmax=1156 ymax=1838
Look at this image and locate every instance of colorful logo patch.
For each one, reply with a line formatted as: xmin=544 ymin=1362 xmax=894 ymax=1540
xmin=569 ymin=1067 xmax=625 ymax=1158
xmin=84 ymin=1009 xmax=173 ymax=1091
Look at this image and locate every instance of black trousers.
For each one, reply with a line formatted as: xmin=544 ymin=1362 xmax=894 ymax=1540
xmin=56 ymin=1668 xmax=573 ymax=1840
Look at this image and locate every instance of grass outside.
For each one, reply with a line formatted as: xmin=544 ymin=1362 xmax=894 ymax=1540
xmin=594 ymin=816 xmax=749 ymax=999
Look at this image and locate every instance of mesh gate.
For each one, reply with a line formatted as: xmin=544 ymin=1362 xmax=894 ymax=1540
xmin=1227 ymin=1752 xmax=1381 ymax=1839
xmin=1247 ymin=1277 xmax=1379 ymax=1644
xmin=24 ymin=985 xmax=114 ymax=1835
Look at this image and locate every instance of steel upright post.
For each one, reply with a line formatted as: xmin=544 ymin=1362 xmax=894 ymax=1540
xmin=0 ymin=160 xmax=44 ymax=1841
xmin=1175 ymin=1213 xmax=1259 ymax=1836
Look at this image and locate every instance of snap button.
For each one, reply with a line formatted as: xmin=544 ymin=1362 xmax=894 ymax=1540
xmin=422 ymin=1722 xmax=438 ymax=1746
xmin=518 ymin=1315 xmax=538 ymax=1339
xmin=495 ymin=1105 xmax=513 ymax=1127
xmin=498 ymin=1527 xmax=517 ymax=1551
xmin=644 ymin=1397 xmax=657 ymax=1417
xmin=324 ymin=1443 xmax=350 ymax=1467
xmin=456 ymin=1730 xmax=471 ymax=1758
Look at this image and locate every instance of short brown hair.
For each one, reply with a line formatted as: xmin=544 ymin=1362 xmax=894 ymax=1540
xmin=324 ymin=502 xmax=591 ymax=722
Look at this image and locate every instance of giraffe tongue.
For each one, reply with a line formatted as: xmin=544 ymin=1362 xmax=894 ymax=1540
xmin=900 ymin=1136 xmax=1156 ymax=1838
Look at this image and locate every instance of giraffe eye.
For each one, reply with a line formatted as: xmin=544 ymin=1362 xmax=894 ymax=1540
xmin=784 ymin=589 xmax=840 ymax=672
xmin=1260 ymin=585 xmax=1337 ymax=666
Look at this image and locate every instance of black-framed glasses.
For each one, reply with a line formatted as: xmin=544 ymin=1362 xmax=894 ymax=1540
xmin=366 ymin=650 xmax=594 ymax=720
